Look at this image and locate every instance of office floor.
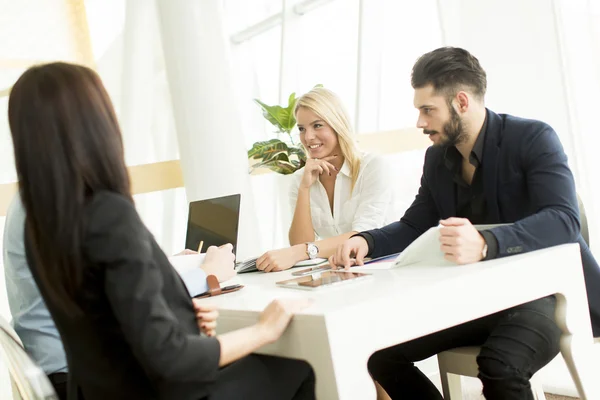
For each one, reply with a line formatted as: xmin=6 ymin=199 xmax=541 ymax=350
xmin=439 ymin=376 xmax=579 ymax=399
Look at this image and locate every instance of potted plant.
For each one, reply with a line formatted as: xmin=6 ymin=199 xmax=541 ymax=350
xmin=247 ymin=92 xmax=306 ymax=175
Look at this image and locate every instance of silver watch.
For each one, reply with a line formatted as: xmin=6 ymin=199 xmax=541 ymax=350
xmin=306 ymin=242 xmax=319 ymax=259
xmin=481 ymin=243 xmax=488 ymax=260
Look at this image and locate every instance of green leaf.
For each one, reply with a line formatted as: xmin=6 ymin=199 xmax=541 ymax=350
xmin=251 ymin=159 xmax=298 ymax=175
xmin=247 ymin=139 xmax=290 ymax=160
xmin=288 ymin=146 xmax=306 ymax=160
xmin=254 ymin=95 xmax=297 ymax=134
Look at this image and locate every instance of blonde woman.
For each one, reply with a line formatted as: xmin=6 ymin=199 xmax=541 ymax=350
xmin=256 ymin=87 xmax=393 ymax=272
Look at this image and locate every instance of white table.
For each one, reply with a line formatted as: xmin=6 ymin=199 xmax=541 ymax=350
xmin=196 ymin=244 xmax=599 ymax=399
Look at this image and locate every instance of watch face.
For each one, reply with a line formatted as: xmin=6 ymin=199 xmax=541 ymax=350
xmin=307 ymin=244 xmax=318 ymax=258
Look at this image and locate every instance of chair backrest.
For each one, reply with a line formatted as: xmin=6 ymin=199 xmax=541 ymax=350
xmin=0 ymin=316 xmax=57 ymax=400
xmin=577 ymin=193 xmax=590 ymax=247
xmin=0 ymin=315 xmax=23 ymax=347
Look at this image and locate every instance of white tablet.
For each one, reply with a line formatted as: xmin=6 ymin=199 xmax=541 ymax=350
xmin=276 ymin=271 xmax=371 ymax=291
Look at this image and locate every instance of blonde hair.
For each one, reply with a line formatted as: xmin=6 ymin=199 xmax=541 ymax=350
xmin=295 ymin=87 xmax=362 ymax=191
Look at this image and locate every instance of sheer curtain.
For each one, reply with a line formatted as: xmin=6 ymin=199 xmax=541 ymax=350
xmin=0 ymin=0 xmax=187 ymax=257
xmin=0 ymin=0 xmax=99 ymax=320
xmin=554 ymin=0 xmax=600 ymax=248
xmin=86 ymin=0 xmax=187 ymax=255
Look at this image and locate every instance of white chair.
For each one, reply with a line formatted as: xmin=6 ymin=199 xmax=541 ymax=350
xmin=437 ymin=195 xmax=593 ymax=399
xmin=0 ymin=315 xmax=23 ymax=346
xmin=0 ymin=315 xmax=57 ymax=399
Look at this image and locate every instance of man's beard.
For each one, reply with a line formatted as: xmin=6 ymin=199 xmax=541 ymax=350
xmin=427 ymin=106 xmax=467 ymax=148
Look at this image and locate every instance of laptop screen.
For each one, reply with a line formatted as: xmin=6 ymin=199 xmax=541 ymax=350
xmin=185 ymin=194 xmax=241 ymax=257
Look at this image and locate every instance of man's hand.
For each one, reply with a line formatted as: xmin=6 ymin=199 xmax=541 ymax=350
xmin=192 ymin=300 xmax=218 ymax=337
xmin=256 ymin=245 xmax=305 ymax=273
xmin=201 ymin=244 xmax=236 ymax=282
xmin=439 ymin=217 xmax=486 ymax=264
xmin=329 ymin=236 xmax=369 ymax=270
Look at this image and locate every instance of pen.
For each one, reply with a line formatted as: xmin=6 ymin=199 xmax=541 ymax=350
xmin=221 ymin=284 xmax=243 ymax=291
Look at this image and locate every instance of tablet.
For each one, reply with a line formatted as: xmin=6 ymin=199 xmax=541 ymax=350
xmin=276 ymin=271 xmax=371 ymax=291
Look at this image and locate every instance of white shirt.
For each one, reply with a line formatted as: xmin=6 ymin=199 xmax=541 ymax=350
xmin=289 ymin=153 xmax=394 ymax=239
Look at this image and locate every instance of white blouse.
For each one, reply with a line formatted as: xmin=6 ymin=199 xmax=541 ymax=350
xmin=289 ymin=153 xmax=395 ymax=239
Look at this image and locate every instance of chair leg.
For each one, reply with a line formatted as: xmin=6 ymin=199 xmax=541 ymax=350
xmin=440 ymin=372 xmax=463 ymax=400
xmin=531 ymin=375 xmax=546 ymax=400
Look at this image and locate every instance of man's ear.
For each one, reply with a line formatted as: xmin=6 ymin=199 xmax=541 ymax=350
xmin=455 ymin=91 xmax=470 ymax=113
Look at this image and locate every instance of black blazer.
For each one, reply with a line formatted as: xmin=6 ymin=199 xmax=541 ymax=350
xmin=365 ymin=109 xmax=600 ymax=336
xmin=27 ymin=192 xmax=220 ymax=400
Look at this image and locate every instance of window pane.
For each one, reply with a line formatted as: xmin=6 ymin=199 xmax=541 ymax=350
xmin=230 ymin=26 xmax=282 ymax=148
xmin=377 ymin=0 xmax=443 ymax=131
xmin=223 ymin=0 xmax=282 ymax=34
xmin=284 ymin=0 xmax=360 ymax=125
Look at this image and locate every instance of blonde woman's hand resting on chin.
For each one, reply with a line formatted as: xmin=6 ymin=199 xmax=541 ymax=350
xmin=200 ymin=243 xmax=236 ymax=282
xmin=328 ymin=236 xmax=369 ymax=270
xmin=300 ymin=154 xmax=339 ymax=189
xmin=256 ymin=245 xmax=307 ymax=272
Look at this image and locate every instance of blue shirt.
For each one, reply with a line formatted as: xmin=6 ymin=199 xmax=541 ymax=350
xmin=2 ymin=196 xmax=208 ymax=374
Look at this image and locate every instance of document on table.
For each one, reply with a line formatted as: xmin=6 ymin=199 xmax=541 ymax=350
xmin=168 ymin=253 xmax=206 ymax=275
xmin=169 ymin=253 xmax=242 ymax=286
xmin=353 ymin=224 xmax=510 ymax=270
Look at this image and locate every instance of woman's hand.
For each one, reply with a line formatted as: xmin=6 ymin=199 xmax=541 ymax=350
xmin=201 ymin=244 xmax=236 ymax=282
xmin=257 ymin=299 xmax=313 ymax=343
xmin=300 ymin=155 xmax=338 ymax=189
xmin=192 ymin=301 xmax=218 ymax=337
xmin=256 ymin=245 xmax=306 ymax=273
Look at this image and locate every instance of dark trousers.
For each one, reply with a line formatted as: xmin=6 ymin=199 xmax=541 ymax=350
xmin=208 ymin=354 xmax=315 ymax=400
xmin=368 ymin=296 xmax=561 ymax=400
xmin=48 ymin=372 xmax=68 ymax=400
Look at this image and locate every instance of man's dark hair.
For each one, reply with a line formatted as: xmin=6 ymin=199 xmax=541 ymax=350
xmin=411 ymin=47 xmax=487 ymax=100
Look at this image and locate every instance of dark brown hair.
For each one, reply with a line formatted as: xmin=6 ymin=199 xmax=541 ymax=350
xmin=8 ymin=62 xmax=132 ymax=314
xmin=411 ymin=47 xmax=487 ymax=100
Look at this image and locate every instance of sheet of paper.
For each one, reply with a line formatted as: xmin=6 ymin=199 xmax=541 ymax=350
xmin=168 ymin=253 xmax=206 ymax=275
xmin=351 ymin=261 xmax=396 ymax=271
xmin=390 ymin=223 xmax=510 ymax=268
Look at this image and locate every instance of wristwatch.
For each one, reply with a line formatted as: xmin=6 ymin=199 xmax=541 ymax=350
xmin=481 ymin=243 xmax=488 ymax=260
xmin=306 ymin=242 xmax=319 ymax=259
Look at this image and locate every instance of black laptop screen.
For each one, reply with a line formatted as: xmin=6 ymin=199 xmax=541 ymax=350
xmin=185 ymin=194 xmax=241 ymax=256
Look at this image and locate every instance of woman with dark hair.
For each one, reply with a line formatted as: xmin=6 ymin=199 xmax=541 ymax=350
xmin=8 ymin=62 xmax=315 ymax=400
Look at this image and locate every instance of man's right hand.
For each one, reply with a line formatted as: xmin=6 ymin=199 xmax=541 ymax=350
xmin=329 ymin=236 xmax=369 ymax=270
xmin=201 ymin=244 xmax=236 ymax=282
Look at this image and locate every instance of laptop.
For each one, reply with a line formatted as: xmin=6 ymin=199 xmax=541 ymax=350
xmin=185 ymin=194 xmax=241 ymax=257
xmin=184 ymin=193 xmax=327 ymax=274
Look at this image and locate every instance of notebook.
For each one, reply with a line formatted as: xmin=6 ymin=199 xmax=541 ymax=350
xmin=235 ymin=256 xmax=328 ymax=274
